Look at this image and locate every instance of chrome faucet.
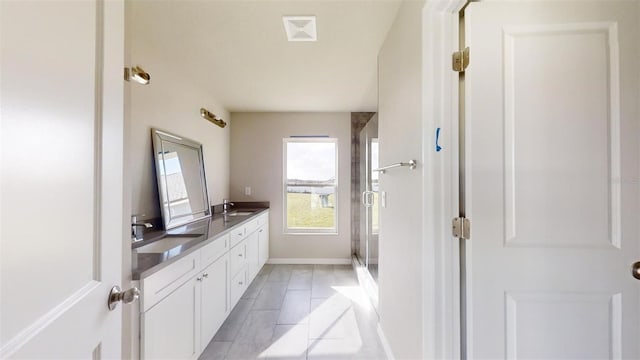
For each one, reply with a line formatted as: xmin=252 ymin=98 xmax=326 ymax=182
xmin=131 ymin=215 xmax=153 ymax=242
xmin=222 ymin=199 xmax=234 ymax=214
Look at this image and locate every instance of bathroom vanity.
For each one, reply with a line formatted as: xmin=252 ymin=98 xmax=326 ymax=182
xmin=131 ymin=129 xmax=269 ymax=359
xmin=132 ymin=209 xmax=269 ymax=359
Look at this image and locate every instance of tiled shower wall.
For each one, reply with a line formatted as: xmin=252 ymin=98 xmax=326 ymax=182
xmin=351 ymin=112 xmax=376 ymax=258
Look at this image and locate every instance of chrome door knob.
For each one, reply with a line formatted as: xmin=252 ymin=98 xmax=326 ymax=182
xmin=632 ymin=262 xmax=640 ymax=280
xmin=108 ymin=285 xmax=140 ymax=311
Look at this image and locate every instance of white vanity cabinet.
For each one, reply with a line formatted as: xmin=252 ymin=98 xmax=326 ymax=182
xmin=229 ymin=239 xmax=248 ymax=307
xmin=257 ymin=213 xmax=269 ymax=268
xmin=139 ymin=210 xmax=269 ymax=360
xmin=141 ymin=275 xmax=200 ymax=360
xmin=246 ymin=231 xmax=260 ymax=281
xmin=199 ymin=252 xmax=229 ymax=353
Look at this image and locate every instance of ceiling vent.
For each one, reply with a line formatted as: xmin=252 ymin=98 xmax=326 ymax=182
xmin=282 ymin=16 xmax=317 ymax=42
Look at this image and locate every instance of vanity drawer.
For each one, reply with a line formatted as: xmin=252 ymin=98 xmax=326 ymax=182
xmin=230 ymin=268 xmax=247 ymax=307
xmin=230 ymin=227 xmax=246 ymax=248
xmin=229 ymin=240 xmax=247 ymax=277
xmin=257 ymin=213 xmax=268 ymax=226
xmin=141 ymin=251 xmax=200 ymax=312
xmin=245 ymin=218 xmax=259 ymax=235
xmin=201 ymin=233 xmax=229 ymax=268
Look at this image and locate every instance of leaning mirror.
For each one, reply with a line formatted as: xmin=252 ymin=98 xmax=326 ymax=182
xmin=151 ymin=129 xmax=210 ymax=229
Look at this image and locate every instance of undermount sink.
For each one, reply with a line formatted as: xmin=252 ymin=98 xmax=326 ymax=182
xmin=135 ymin=236 xmax=199 ymax=253
xmin=226 ymin=211 xmax=255 ymax=216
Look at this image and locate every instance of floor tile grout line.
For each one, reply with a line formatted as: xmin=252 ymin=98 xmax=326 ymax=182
xmin=212 ymin=264 xmax=386 ymax=360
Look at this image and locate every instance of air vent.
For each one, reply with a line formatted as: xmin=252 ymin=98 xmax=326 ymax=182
xmin=282 ymin=16 xmax=317 ymax=42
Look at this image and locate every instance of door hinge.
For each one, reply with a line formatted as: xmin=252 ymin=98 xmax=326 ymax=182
xmin=452 ymin=217 xmax=471 ymax=239
xmin=452 ymin=47 xmax=470 ymax=72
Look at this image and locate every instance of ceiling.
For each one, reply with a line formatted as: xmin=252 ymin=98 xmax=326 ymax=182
xmin=129 ymin=1 xmax=402 ymax=112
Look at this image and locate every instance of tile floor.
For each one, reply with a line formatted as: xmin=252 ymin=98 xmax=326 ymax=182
xmin=199 ymin=264 xmax=387 ymax=360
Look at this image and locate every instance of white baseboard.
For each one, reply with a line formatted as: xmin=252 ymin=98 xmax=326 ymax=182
xmin=377 ymin=324 xmax=395 ymax=360
xmin=267 ymin=258 xmax=351 ymax=265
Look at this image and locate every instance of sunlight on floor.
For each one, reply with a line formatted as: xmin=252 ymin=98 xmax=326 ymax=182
xmin=331 ymin=285 xmax=372 ymax=309
xmin=257 ymin=285 xmax=373 ymax=359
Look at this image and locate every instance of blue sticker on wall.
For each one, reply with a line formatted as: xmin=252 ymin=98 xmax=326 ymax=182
xmin=435 ymin=127 xmax=442 ymax=152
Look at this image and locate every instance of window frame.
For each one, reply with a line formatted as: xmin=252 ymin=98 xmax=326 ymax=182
xmin=283 ymin=137 xmax=339 ymax=235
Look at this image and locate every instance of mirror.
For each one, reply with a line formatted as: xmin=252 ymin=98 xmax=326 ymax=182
xmin=151 ymin=129 xmax=210 ymax=229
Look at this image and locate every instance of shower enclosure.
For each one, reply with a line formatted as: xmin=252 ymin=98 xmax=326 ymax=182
xmin=355 ymin=114 xmax=379 ymax=293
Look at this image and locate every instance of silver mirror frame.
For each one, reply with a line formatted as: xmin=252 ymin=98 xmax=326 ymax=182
xmin=151 ymin=128 xmax=211 ymax=230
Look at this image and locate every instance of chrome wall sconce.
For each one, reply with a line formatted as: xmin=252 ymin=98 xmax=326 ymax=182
xmin=124 ymin=66 xmax=151 ymax=85
xmin=200 ymin=108 xmax=227 ymax=128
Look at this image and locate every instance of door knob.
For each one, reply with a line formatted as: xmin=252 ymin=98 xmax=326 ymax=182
xmin=632 ymin=262 xmax=640 ymax=280
xmin=108 ymin=285 xmax=140 ymax=311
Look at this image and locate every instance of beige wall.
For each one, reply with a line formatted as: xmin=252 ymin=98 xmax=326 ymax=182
xmin=124 ymin=5 xmax=231 ymax=357
xmin=229 ymin=112 xmax=351 ymax=261
xmin=128 ymin=2 xmax=230 ymax=219
xmin=377 ymin=2 xmax=425 ymax=359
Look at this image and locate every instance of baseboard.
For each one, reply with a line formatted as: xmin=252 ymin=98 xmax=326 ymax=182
xmin=267 ymin=258 xmax=351 ymax=265
xmin=377 ymin=324 xmax=395 ymax=360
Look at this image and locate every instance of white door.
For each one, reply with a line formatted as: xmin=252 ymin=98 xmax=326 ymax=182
xmin=465 ymin=1 xmax=639 ymax=358
xmin=1 ymin=0 xmax=125 ymax=358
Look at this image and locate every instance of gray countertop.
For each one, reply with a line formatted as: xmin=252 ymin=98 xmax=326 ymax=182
xmin=131 ymin=207 xmax=269 ymax=280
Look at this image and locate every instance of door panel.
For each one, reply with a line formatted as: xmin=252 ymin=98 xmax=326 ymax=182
xmin=504 ymin=23 xmax=618 ymax=249
xmin=466 ymin=2 xmax=639 ymax=358
xmin=1 ymin=0 xmax=124 ymax=357
xmin=505 ymin=292 xmax=620 ymax=359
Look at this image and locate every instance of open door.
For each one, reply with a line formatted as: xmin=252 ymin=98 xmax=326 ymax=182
xmin=1 ymin=1 xmax=126 ymax=357
xmin=464 ymin=1 xmax=640 ymax=358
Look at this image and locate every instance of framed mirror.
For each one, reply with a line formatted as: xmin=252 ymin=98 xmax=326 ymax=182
xmin=151 ymin=129 xmax=211 ymax=229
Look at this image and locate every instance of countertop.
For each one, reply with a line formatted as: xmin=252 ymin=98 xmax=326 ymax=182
xmin=131 ymin=207 xmax=269 ymax=280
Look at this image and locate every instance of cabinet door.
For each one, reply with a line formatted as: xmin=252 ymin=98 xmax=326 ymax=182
xmin=142 ymin=277 xmax=200 ymax=360
xmin=230 ymin=268 xmax=247 ymax=307
xmin=246 ymin=231 xmax=260 ymax=281
xmin=258 ymin=224 xmax=269 ymax=268
xmin=229 ymin=240 xmax=247 ymax=278
xmin=200 ymin=253 xmax=229 ymax=352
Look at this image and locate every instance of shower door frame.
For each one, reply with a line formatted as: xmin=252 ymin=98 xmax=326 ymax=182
xmin=355 ymin=114 xmax=380 ymax=310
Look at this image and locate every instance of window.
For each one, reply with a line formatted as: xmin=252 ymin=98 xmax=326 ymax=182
xmin=284 ymin=138 xmax=338 ymax=234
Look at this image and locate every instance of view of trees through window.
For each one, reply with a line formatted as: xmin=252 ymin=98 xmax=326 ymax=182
xmin=285 ymin=138 xmax=337 ymax=232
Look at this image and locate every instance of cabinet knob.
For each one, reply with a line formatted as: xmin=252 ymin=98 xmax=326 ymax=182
xmin=203 ymin=273 xmax=209 ymax=278
xmin=238 ymin=281 xmax=243 ymax=285
xmin=238 ymin=254 xmax=243 ymax=257
xmin=196 ymin=277 xmax=203 ymax=281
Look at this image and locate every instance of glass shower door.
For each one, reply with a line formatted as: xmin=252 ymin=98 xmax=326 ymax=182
xmin=358 ymin=115 xmax=379 ymax=282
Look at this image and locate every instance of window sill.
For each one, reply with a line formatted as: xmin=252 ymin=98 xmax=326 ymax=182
xmin=284 ymin=231 xmax=338 ymax=236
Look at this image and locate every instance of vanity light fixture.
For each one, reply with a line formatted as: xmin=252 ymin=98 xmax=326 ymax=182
xmin=200 ymin=108 xmax=227 ymax=128
xmin=124 ymin=66 xmax=151 ymax=85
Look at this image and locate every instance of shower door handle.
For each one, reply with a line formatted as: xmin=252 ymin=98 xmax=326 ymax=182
xmin=362 ymin=191 xmax=374 ymax=207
